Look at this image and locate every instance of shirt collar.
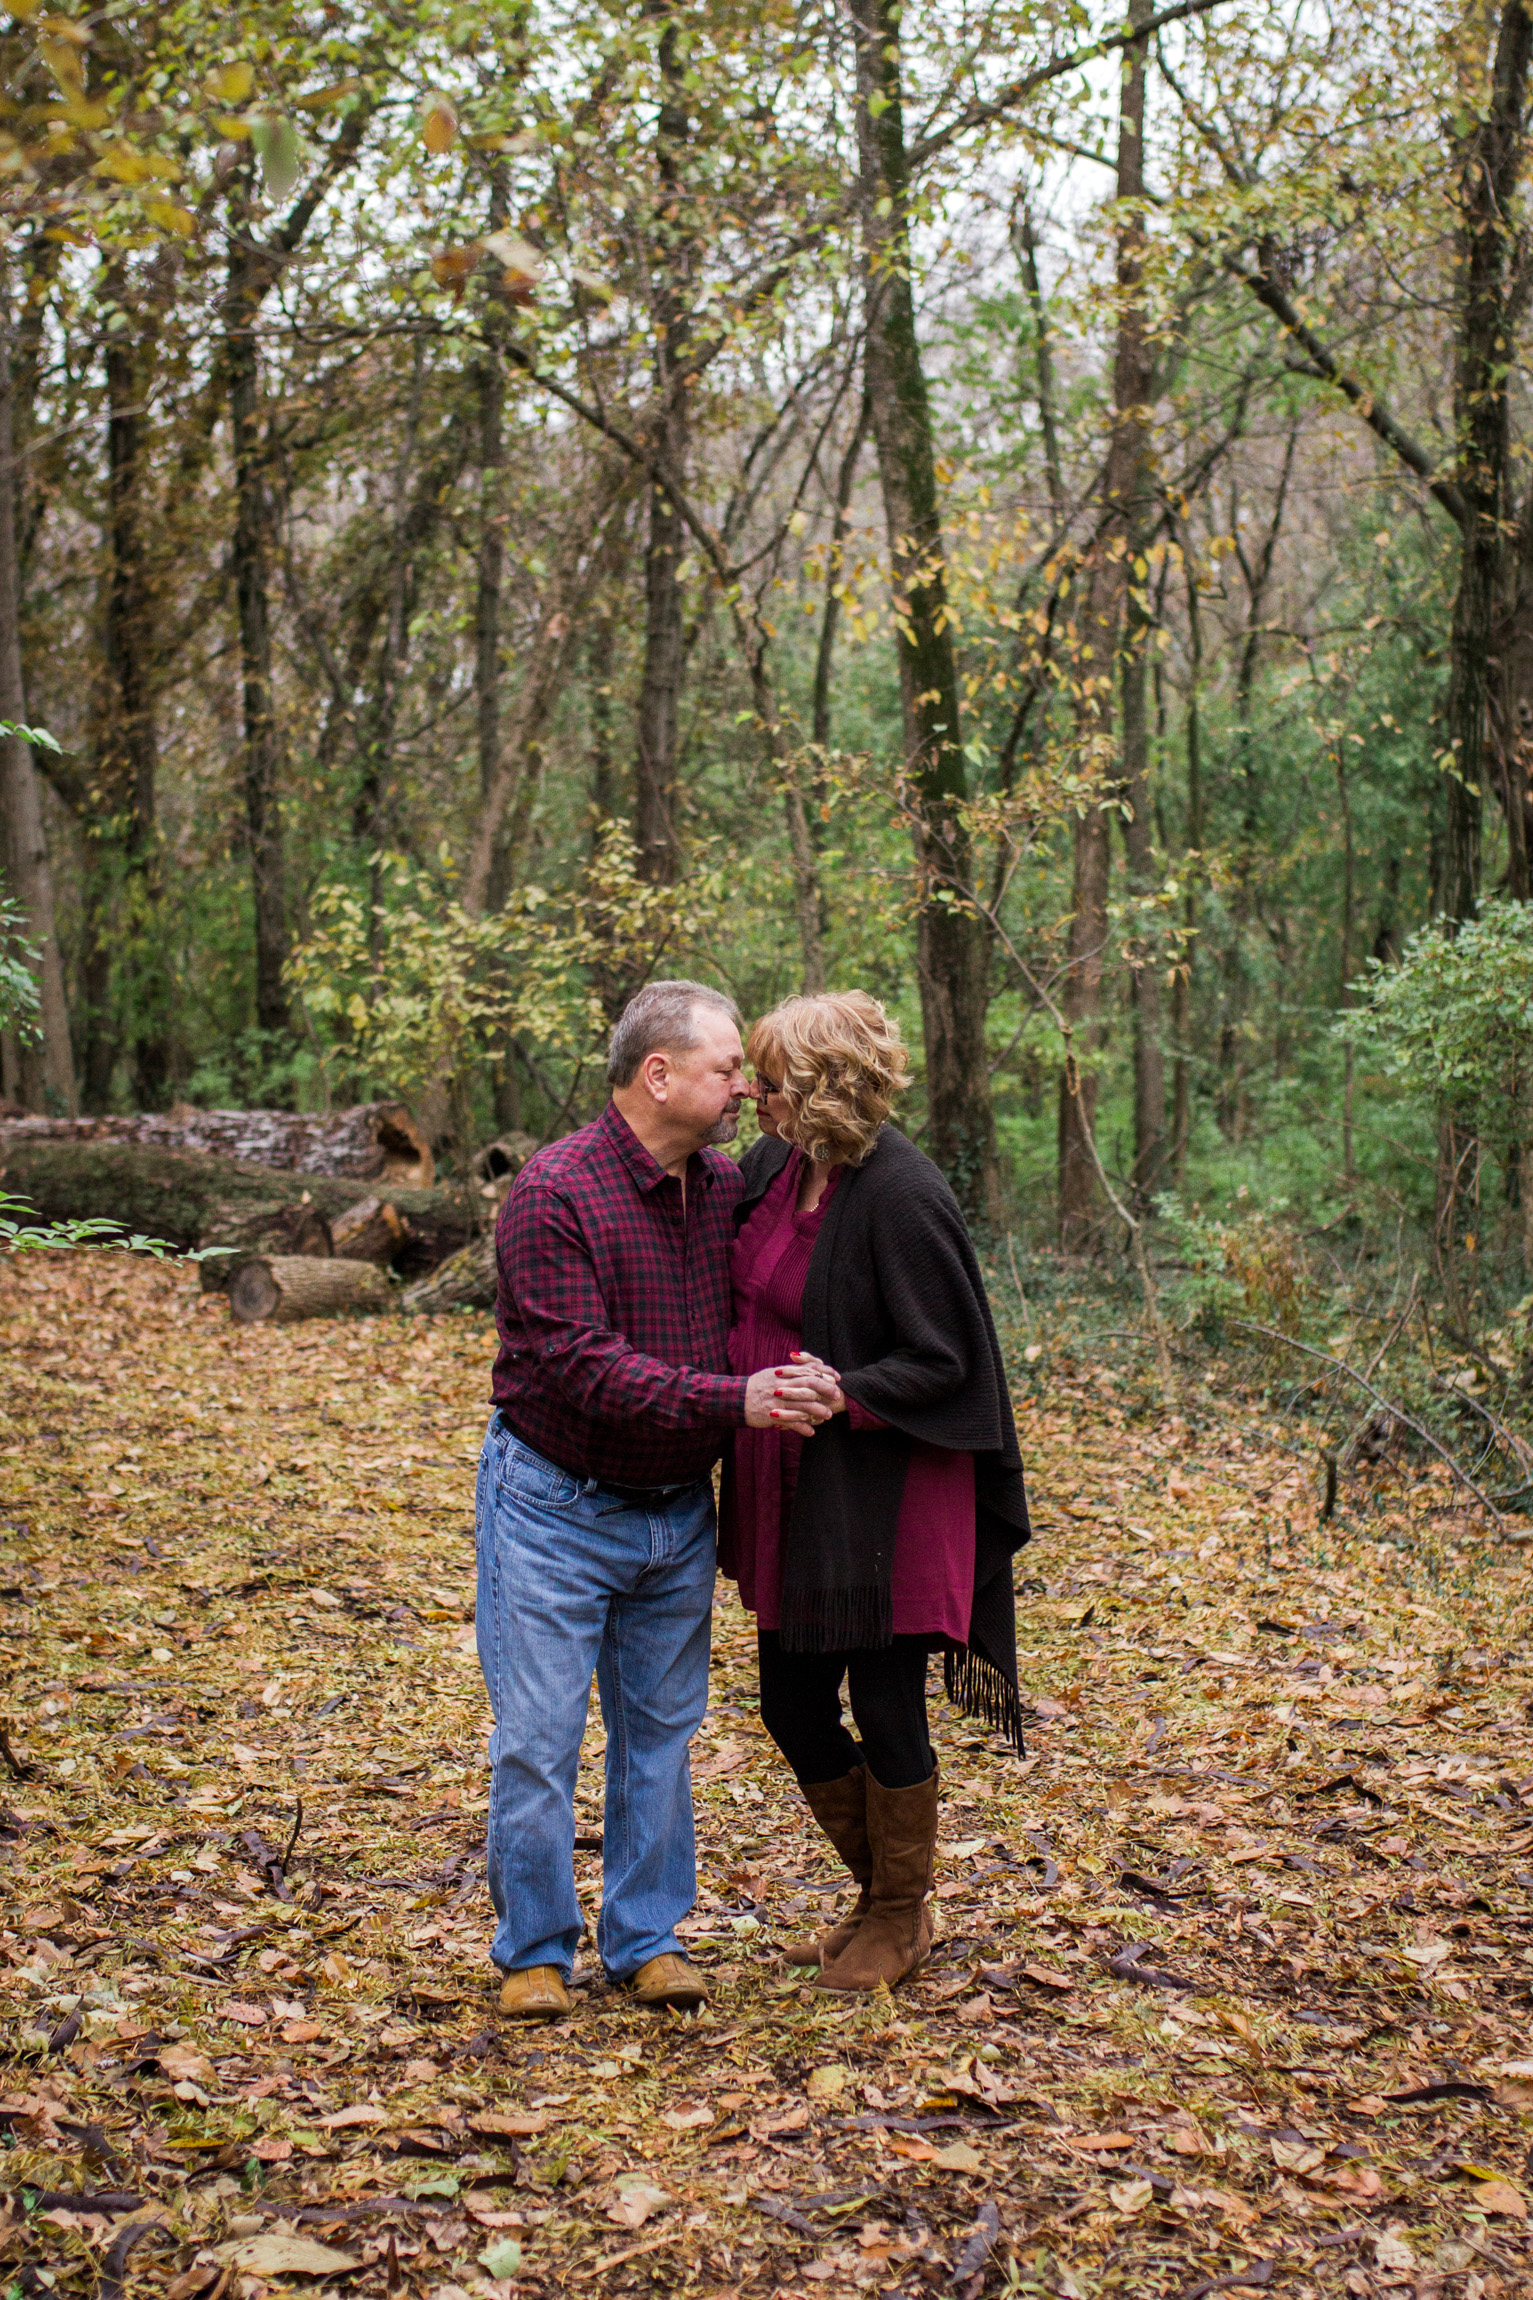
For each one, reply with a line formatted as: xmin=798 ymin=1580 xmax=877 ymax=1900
xmin=600 ymin=1097 xmax=717 ymax=1196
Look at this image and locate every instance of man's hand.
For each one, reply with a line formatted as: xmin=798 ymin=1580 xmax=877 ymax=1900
xmin=744 ymin=1362 xmax=840 ymax=1435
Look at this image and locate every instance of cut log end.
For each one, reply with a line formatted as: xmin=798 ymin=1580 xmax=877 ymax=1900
xmin=401 ymin=1233 xmax=496 ymax=1316
xmin=331 ymin=1194 xmax=407 ymax=1265
xmin=198 ymin=1199 xmax=334 ymax=1293
xmin=229 ymin=1254 xmax=392 ymax=1326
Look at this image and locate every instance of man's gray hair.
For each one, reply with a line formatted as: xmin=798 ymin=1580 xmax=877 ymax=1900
xmin=607 ymin=979 xmax=742 ymax=1089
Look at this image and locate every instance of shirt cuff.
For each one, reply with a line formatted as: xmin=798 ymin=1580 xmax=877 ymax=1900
xmin=846 ymin=1396 xmax=889 ymax=1433
xmin=699 ymin=1374 xmax=752 ymax=1425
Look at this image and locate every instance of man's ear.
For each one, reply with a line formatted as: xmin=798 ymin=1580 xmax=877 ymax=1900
xmin=640 ymin=1050 xmax=671 ymax=1102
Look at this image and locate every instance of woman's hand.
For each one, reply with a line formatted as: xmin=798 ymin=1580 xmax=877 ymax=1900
xmin=788 ymin=1351 xmax=846 ymax=1414
xmin=744 ymin=1361 xmax=839 ymax=1435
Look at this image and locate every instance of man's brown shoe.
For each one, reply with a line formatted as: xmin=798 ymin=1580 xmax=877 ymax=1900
xmin=628 ymin=1953 xmax=708 ymax=2011
xmin=497 ymin=1965 xmax=573 ymax=2020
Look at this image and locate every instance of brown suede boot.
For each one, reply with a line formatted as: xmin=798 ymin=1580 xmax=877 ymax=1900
xmin=781 ymin=1767 xmax=873 ymax=1967
xmin=816 ymin=1766 xmax=938 ymax=1993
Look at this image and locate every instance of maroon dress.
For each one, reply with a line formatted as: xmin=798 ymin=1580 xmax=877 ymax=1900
xmin=720 ymin=1146 xmax=975 ymax=1640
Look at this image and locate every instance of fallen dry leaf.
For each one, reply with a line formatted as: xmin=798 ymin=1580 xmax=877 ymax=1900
xmin=605 ymin=2176 xmax=670 ymax=2229
xmin=1108 ymin=2177 xmax=1153 ymax=2215
xmin=932 ymin=2141 xmax=984 ymax=2172
xmin=1021 ymin=1960 xmax=1073 ymax=1991
xmin=223 ymin=2234 xmax=360 ymax=2276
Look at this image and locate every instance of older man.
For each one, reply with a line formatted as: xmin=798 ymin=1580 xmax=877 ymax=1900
xmin=476 ymin=979 xmax=833 ymax=2018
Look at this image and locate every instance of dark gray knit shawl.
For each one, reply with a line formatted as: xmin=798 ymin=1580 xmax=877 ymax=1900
xmin=734 ymin=1126 xmax=1030 ymax=1747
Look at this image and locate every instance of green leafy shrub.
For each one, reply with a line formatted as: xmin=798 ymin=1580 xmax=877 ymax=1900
xmin=1340 ymin=898 xmax=1533 ymax=1159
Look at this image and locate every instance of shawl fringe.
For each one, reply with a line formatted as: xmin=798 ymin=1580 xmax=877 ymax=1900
xmin=777 ymin=1582 xmax=893 ymax=1655
xmin=944 ymin=1644 xmax=1026 ymax=1756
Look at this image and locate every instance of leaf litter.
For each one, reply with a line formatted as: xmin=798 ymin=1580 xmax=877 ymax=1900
xmin=3 ymin=1253 xmax=1533 ymax=2297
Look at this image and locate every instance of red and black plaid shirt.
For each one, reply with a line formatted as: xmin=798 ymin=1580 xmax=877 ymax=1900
xmin=491 ymin=1098 xmax=749 ymax=1486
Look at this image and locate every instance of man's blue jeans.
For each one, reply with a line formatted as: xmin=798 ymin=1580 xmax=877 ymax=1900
xmin=474 ymin=1415 xmax=716 ymax=1983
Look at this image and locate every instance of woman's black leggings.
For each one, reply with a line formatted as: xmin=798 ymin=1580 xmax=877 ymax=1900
xmin=756 ymin=1629 xmax=934 ymax=1790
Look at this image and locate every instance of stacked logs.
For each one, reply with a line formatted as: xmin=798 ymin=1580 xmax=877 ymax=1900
xmin=0 ymin=1108 xmax=540 ymax=1326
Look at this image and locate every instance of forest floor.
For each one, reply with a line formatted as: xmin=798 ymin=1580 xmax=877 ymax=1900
xmin=3 ymin=1255 xmax=1533 ymax=2300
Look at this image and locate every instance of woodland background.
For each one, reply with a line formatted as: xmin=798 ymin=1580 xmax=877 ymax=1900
xmin=4 ymin=0 xmax=1533 ymax=1322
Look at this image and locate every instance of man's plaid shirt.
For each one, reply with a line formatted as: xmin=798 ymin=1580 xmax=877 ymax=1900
xmin=491 ymin=1097 xmax=749 ymax=1486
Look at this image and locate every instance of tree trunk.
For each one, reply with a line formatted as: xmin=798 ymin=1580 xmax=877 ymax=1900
xmin=359 ymin=354 xmax=439 ymax=949
xmin=1442 ymin=0 xmax=1533 ymax=927
xmin=225 ymin=207 xmax=290 ymax=1042
xmin=811 ymin=390 xmax=872 ymax=753
xmin=1057 ymin=724 xmax=1112 ymax=1245
xmin=1111 ymin=11 xmax=1164 ymax=1209
xmin=848 ymin=0 xmax=999 ymax=1227
xmin=1335 ymin=743 xmax=1356 ymax=1183
xmin=1171 ymin=546 xmax=1203 ymax=1184
xmin=588 ymin=611 xmax=617 ymax=832
xmin=633 ymin=17 xmax=694 ymax=886
xmin=1013 ymin=200 xmax=1064 ymax=523
xmin=0 ymin=259 xmax=75 ymax=1116
xmin=1121 ymin=633 xmax=1165 ymax=1204
xmin=1435 ymin=3 xmax=1533 ymax=1271
xmin=475 ymin=301 xmax=507 ymax=912
xmin=782 ymin=768 xmax=828 ymax=993
xmin=230 ymin=1253 xmax=391 ymax=1326
xmin=102 ymin=273 xmax=174 ymax=1107
xmin=1057 ymin=0 xmax=1154 ymax=1246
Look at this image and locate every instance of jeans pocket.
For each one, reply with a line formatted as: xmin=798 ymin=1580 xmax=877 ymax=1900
xmin=499 ymin=1436 xmax=579 ymax=1509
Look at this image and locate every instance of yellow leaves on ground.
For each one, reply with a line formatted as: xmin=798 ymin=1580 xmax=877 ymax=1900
xmin=5 ymin=1253 xmax=1533 ymax=2298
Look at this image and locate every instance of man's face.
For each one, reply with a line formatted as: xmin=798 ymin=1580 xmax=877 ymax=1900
xmin=659 ymin=1008 xmax=749 ymax=1148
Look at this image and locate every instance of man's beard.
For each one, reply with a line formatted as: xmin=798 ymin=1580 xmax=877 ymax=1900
xmin=708 ymin=1109 xmax=741 ymax=1145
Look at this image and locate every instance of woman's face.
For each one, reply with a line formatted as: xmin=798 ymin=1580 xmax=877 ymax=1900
xmin=749 ymin=1072 xmax=791 ymax=1139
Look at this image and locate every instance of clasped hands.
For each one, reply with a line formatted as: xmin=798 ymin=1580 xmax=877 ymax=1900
xmin=743 ymin=1350 xmax=845 ymax=1436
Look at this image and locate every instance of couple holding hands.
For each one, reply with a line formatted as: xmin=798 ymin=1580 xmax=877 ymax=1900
xmin=473 ymin=979 xmax=1029 ymax=2019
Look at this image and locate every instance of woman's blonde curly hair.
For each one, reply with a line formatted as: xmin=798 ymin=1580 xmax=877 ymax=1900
xmin=747 ymin=990 xmax=909 ymax=1165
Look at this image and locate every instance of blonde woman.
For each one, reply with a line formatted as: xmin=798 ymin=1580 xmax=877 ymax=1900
xmin=720 ymin=991 xmax=1030 ymax=1992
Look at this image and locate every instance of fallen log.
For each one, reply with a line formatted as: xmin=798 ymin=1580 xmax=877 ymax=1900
xmin=0 ymin=1140 xmax=473 ymax=1278
xmin=331 ymin=1195 xmax=406 ymax=1266
xmin=401 ymin=1233 xmax=496 ymax=1316
xmin=197 ymin=1199 xmax=334 ymax=1294
xmin=229 ymin=1255 xmax=392 ymax=1325
xmin=471 ymin=1132 xmax=540 ymax=1206
xmin=0 ymin=1100 xmax=433 ymax=1188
